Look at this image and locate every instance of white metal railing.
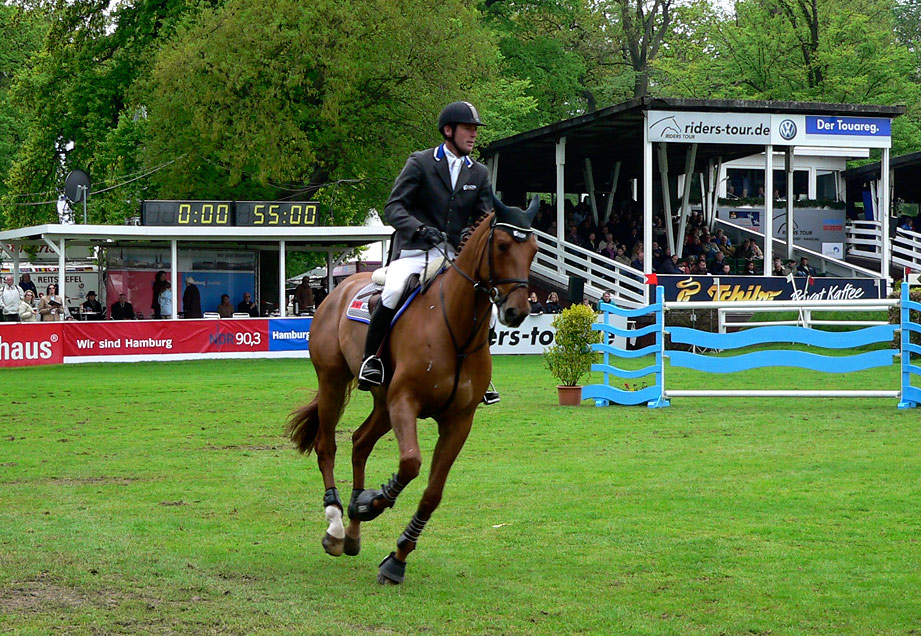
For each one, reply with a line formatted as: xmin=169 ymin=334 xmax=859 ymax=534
xmin=713 ymin=218 xmax=881 ymax=279
xmin=846 ymin=220 xmax=883 ymax=259
xmin=531 ymin=228 xmax=646 ymax=307
xmin=716 ymin=303 xmax=891 ymax=333
xmin=892 ymin=226 xmax=921 ymax=273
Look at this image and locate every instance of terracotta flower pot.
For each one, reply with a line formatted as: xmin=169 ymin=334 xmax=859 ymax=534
xmin=557 ymin=385 xmax=583 ymax=406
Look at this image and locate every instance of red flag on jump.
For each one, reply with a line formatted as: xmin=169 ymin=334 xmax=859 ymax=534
xmin=808 ymin=276 xmax=815 ymax=286
xmin=644 ymin=273 xmax=658 ymax=285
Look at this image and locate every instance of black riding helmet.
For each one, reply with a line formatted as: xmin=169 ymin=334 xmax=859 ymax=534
xmin=438 ymin=101 xmax=485 ymax=136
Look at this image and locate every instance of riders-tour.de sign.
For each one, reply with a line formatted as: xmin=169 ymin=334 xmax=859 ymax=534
xmin=648 ymin=110 xmax=892 ymax=148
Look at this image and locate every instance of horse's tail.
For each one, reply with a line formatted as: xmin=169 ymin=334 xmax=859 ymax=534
xmin=285 ymin=395 xmax=321 ymax=454
xmin=285 ymin=382 xmax=356 ymax=455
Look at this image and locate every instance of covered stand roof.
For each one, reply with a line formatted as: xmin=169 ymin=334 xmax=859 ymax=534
xmin=481 ymin=96 xmax=904 ymax=196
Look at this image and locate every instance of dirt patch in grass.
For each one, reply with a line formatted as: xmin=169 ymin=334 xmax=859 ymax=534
xmin=0 ymin=579 xmax=88 ymax=613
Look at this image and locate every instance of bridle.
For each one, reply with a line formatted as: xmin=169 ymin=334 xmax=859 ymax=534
xmin=425 ymin=215 xmax=532 ymax=417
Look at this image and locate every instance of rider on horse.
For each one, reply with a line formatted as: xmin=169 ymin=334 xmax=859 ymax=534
xmin=358 ymin=100 xmax=495 ymax=396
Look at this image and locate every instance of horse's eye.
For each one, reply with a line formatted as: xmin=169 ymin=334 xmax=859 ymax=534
xmin=498 ymin=242 xmax=510 ymax=253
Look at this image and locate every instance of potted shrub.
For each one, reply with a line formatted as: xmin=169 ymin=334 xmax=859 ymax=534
xmin=543 ymin=303 xmax=601 ymax=405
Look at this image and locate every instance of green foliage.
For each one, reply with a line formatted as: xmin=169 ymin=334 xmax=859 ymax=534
xmin=543 ymin=303 xmax=601 ymax=386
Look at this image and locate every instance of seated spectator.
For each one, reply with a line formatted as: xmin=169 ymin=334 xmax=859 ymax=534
xmin=749 ymin=241 xmax=763 ymax=259
xmin=676 ymin=260 xmax=690 ymax=274
xmin=528 ymin=292 xmax=544 ymax=315
xmin=796 ymin=257 xmax=815 ymax=277
xmin=237 ymin=292 xmax=259 ymax=317
xmin=19 ymin=290 xmax=38 ymax=323
xmin=599 ymin=241 xmax=617 ymax=260
xmin=709 ymin=251 xmax=727 ymax=274
xmin=545 ymin=292 xmax=563 ymax=314
xmin=721 ymin=263 xmax=732 ymax=275
xmin=657 ymin=252 xmax=679 ymax=274
xmin=742 ymin=260 xmax=757 ymax=275
xmin=694 ymin=260 xmax=710 ymax=275
xmin=217 ymin=294 xmax=234 ymax=318
xmin=81 ymin=291 xmax=104 ymax=320
xmin=631 ymin=249 xmax=644 ymax=271
xmin=771 ymin=258 xmax=786 ymax=277
xmin=110 ymin=294 xmax=135 ymax=320
xmin=614 ymin=246 xmax=631 ymax=267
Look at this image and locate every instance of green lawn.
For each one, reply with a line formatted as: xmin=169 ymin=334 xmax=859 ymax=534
xmin=1 ymin=356 xmax=919 ymax=635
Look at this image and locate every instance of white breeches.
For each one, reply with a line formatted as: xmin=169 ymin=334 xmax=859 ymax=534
xmin=381 ymin=246 xmax=454 ymax=309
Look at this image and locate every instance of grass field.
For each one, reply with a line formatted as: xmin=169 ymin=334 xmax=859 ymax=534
xmin=1 ymin=356 xmax=919 ymax=635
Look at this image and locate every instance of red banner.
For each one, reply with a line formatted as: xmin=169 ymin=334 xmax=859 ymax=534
xmin=0 ymin=323 xmax=64 ymax=367
xmin=63 ymin=319 xmax=269 ymax=357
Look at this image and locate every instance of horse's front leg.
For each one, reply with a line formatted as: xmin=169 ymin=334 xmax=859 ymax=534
xmin=378 ymin=413 xmax=474 ymax=585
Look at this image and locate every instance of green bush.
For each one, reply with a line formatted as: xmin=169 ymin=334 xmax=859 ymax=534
xmin=543 ymin=304 xmax=601 ymax=386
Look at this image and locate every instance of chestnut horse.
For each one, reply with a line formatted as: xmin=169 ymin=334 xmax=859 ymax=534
xmin=286 ymin=197 xmax=538 ymax=584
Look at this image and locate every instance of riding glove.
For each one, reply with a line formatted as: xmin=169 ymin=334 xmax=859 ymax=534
xmin=415 ymin=225 xmax=444 ymax=247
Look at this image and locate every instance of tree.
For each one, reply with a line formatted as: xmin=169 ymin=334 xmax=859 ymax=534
xmin=142 ymin=0 xmax=535 ymax=226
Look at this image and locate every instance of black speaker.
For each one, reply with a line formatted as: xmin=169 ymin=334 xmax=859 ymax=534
xmin=568 ymin=276 xmax=585 ymax=303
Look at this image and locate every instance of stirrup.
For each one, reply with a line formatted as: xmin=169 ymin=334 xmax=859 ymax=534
xmin=358 ymin=356 xmax=385 ymax=390
xmin=482 ymin=382 xmax=500 ymax=405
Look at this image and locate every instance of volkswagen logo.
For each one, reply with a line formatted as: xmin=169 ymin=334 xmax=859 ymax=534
xmin=778 ymin=119 xmax=797 ymax=140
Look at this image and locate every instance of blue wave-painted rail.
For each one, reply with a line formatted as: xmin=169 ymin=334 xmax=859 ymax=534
xmin=668 ymin=324 xmax=895 ymax=350
xmin=669 ymin=349 xmax=896 ymax=374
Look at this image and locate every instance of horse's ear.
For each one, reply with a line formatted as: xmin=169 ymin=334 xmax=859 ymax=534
xmin=525 ymin=195 xmax=540 ymax=221
xmin=491 ymin=192 xmax=512 ymax=217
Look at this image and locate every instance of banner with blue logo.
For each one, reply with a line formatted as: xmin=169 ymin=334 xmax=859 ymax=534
xmin=268 ymin=318 xmax=312 ymax=352
xmin=771 ymin=114 xmax=891 ymax=148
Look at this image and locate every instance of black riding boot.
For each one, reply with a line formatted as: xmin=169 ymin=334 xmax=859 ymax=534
xmin=358 ymin=303 xmax=397 ymax=390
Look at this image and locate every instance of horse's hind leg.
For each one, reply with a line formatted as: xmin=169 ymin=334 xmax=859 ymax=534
xmin=342 ymin=399 xmax=392 ymax=556
xmin=314 ymin=368 xmax=353 ymax=557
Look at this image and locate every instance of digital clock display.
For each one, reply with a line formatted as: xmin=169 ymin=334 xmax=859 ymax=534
xmin=141 ymin=200 xmax=233 ymax=226
xmin=140 ymin=200 xmax=321 ymax=226
xmin=234 ymin=201 xmax=319 ymax=226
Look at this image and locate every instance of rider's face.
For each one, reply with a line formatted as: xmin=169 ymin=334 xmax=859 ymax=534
xmin=446 ymin=123 xmax=478 ymax=156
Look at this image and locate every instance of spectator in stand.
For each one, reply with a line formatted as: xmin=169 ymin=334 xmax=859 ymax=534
xmin=749 ymin=241 xmax=763 ymax=259
xmin=715 ymin=229 xmax=734 ymax=256
xmin=158 ymin=281 xmax=172 ymax=318
xmin=600 ymin=241 xmax=617 ymax=260
xmin=595 ymin=291 xmax=613 ymax=311
xmin=528 ymin=292 xmax=544 ymax=315
xmin=721 ymin=263 xmax=732 ymax=275
xmin=598 ymin=232 xmax=615 ymax=252
xmin=544 ymin=291 xmax=562 ymax=314
xmin=294 ymin=276 xmax=314 ymax=314
xmin=182 ymin=277 xmax=203 ymax=319
xmin=742 ymin=260 xmax=757 ymax=275
xmin=676 ymin=260 xmax=690 ymax=274
xmin=614 ymin=246 xmax=631 ymax=267
xmin=796 ymin=257 xmax=815 ymax=277
xmin=709 ymin=251 xmax=727 ymax=274
xmin=237 ymin=292 xmax=259 ymax=317
xmin=110 ymin=293 xmax=135 ymax=320
xmin=19 ymin=273 xmax=37 ymax=296
xmin=1 ymin=275 xmax=23 ymax=322
xmin=631 ymin=248 xmax=644 ymax=271
xmin=38 ymin=283 xmax=64 ymax=321
xmin=581 ymin=297 xmax=594 ymax=309
xmin=217 ymin=294 xmax=234 ymax=318
xmin=151 ymin=270 xmax=168 ymax=319
xmin=771 ymin=258 xmax=786 ymax=276
xmin=81 ymin=291 xmax=104 ymax=320
xmin=657 ymin=251 xmax=679 ymax=274
xmin=19 ymin=290 xmax=38 ymax=322
xmin=694 ymin=259 xmax=710 ymax=275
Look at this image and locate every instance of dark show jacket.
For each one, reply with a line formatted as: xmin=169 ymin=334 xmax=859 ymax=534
xmin=110 ymin=301 xmax=135 ymax=320
xmin=384 ymin=144 xmax=492 ymax=256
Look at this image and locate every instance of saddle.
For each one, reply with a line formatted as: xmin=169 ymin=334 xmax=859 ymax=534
xmin=346 ymin=255 xmax=447 ymax=325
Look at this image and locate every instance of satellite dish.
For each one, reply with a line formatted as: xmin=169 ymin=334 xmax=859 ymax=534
xmin=64 ymin=169 xmax=91 ymax=202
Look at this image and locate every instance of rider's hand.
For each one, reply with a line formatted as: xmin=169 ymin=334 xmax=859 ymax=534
xmin=416 ymin=225 xmax=443 ymax=247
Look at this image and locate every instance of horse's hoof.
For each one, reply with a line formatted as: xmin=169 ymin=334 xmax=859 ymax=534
xmin=322 ymin=532 xmax=344 ymax=557
xmin=377 ymin=552 xmax=405 ymax=585
xmin=344 ymin=533 xmax=361 ymax=556
xmin=348 ymin=489 xmax=387 ymax=521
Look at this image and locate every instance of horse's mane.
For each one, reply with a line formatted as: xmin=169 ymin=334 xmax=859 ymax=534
xmin=456 ymin=210 xmax=493 ymax=256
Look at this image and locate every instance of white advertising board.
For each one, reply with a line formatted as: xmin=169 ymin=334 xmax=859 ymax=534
xmin=490 ymin=313 xmax=626 ymax=355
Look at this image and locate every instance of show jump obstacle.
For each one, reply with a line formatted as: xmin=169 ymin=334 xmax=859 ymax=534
xmin=582 ymin=283 xmax=921 ymax=410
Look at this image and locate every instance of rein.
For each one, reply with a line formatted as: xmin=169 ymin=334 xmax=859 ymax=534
xmin=425 ymin=219 xmax=529 ymax=417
